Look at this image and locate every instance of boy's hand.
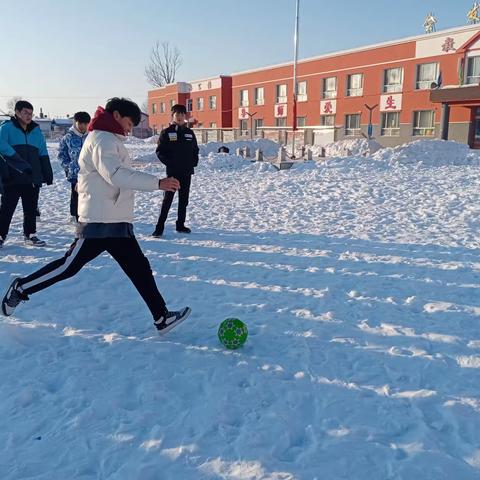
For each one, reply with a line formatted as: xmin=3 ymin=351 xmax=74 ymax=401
xmin=159 ymin=177 xmax=180 ymax=192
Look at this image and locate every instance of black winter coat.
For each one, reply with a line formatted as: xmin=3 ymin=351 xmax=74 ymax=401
xmin=156 ymin=124 xmax=199 ymax=177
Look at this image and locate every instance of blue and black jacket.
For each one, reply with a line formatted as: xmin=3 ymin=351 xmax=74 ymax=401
xmin=58 ymin=126 xmax=88 ymax=183
xmin=0 ymin=117 xmax=53 ymax=187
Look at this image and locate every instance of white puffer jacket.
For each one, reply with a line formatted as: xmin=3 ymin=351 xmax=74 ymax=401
xmin=77 ymin=130 xmax=159 ymax=223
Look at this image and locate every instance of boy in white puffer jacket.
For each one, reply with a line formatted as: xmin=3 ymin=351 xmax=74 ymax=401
xmin=1 ymin=98 xmax=190 ymax=334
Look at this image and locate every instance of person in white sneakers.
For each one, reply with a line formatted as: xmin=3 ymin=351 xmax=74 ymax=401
xmin=2 ymin=98 xmax=190 ymax=334
xmin=58 ymin=111 xmax=91 ymax=223
xmin=0 ymin=100 xmax=53 ymax=247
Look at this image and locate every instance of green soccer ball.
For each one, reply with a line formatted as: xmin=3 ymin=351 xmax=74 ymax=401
xmin=218 ymin=318 xmax=248 ymax=349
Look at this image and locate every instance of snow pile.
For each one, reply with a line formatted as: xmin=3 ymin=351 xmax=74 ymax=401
xmin=199 ymin=139 xmax=280 ymax=157
xmin=143 ymin=135 xmax=159 ymax=144
xmin=201 ymin=152 xmax=276 ymax=172
xmin=372 ymin=139 xmax=480 ymax=166
xmin=321 ymin=138 xmax=383 ymax=158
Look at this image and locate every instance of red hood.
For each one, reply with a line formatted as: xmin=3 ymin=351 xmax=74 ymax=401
xmin=88 ymin=106 xmax=125 ymax=135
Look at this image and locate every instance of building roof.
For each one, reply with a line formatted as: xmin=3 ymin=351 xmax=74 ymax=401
xmin=229 ymin=23 xmax=480 ymax=76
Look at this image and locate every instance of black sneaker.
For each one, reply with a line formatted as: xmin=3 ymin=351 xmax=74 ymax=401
xmin=24 ymin=235 xmax=46 ymax=247
xmin=2 ymin=278 xmax=29 ymax=316
xmin=152 ymin=228 xmax=164 ymax=238
xmin=176 ymin=225 xmax=191 ymax=234
xmin=154 ymin=307 xmax=191 ymax=335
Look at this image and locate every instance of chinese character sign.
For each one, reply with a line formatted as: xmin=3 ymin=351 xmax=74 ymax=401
xmin=274 ymin=104 xmax=287 ymax=118
xmin=380 ymin=94 xmax=402 ymax=112
xmin=320 ymin=100 xmax=337 ymax=115
xmin=441 ymin=37 xmax=456 ymax=52
xmin=238 ymin=107 xmax=249 ymax=119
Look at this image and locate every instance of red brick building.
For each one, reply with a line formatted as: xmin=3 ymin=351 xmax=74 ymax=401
xmin=148 ymin=76 xmax=232 ymax=134
xmin=149 ymin=24 xmax=480 ymax=148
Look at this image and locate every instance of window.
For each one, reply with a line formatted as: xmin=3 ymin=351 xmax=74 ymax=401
xmin=196 ymin=97 xmax=204 ymax=111
xmin=239 ymin=119 xmax=248 ymax=133
xmin=170 ymin=99 xmax=175 ymax=109
xmin=209 ymin=95 xmax=217 ymax=110
xmin=254 ymin=118 xmax=263 ymax=134
xmin=383 ymin=68 xmax=403 ymax=93
xmin=152 ymin=103 xmax=157 ymax=114
xmin=297 ymin=81 xmax=307 ymax=101
xmin=416 ymin=62 xmax=439 ymax=89
xmin=160 ymin=102 xmax=165 ymax=113
xmin=381 ymin=112 xmax=400 ymax=136
xmin=466 ymin=56 xmax=480 ymax=85
xmin=240 ymin=89 xmax=249 ymax=107
xmin=276 ymin=84 xmax=287 ymax=104
xmin=186 ymin=99 xmax=192 ymax=112
xmin=345 ymin=113 xmax=361 ymax=136
xmin=320 ymin=115 xmax=335 ymax=127
xmin=276 ymin=117 xmax=287 ymax=127
xmin=323 ymin=77 xmax=337 ymax=99
xmin=296 ymin=117 xmax=306 ymax=127
xmin=413 ymin=110 xmax=435 ymax=136
xmin=210 ymin=122 xmax=217 ymax=128
xmin=254 ymin=87 xmax=265 ymax=105
xmin=346 ymin=74 xmax=363 ymax=97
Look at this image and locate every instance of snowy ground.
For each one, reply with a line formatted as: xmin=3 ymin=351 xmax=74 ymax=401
xmin=1 ymin=139 xmax=480 ymax=479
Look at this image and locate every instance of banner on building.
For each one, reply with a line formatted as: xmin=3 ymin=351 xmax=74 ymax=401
xmin=274 ymin=104 xmax=287 ymax=118
xmin=320 ymin=100 xmax=337 ymax=115
xmin=380 ymin=94 xmax=402 ymax=112
xmin=238 ymin=107 xmax=249 ymax=119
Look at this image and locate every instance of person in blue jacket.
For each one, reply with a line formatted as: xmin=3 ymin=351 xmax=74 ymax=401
xmin=0 ymin=100 xmax=53 ymax=248
xmin=58 ymin=111 xmax=91 ymax=222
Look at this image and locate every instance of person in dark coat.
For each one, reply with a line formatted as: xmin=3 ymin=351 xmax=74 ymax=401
xmin=152 ymin=104 xmax=199 ymax=237
xmin=0 ymin=100 xmax=53 ymax=247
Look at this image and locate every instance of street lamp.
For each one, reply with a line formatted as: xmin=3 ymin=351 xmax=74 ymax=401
xmin=291 ymin=0 xmax=300 ymax=158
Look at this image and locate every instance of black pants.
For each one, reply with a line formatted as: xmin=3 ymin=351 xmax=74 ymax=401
xmin=18 ymin=237 xmax=167 ymax=321
xmin=70 ymin=182 xmax=78 ymax=219
xmin=155 ymin=174 xmax=191 ymax=229
xmin=0 ymin=184 xmax=39 ymax=238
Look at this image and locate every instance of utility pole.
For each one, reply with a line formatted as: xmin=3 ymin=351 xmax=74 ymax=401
xmin=246 ymin=111 xmax=257 ymax=140
xmin=291 ymin=0 xmax=300 ymax=158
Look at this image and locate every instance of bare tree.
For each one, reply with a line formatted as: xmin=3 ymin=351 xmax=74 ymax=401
xmin=2 ymin=96 xmax=23 ymax=115
xmin=145 ymin=41 xmax=182 ymax=87
xmin=141 ymin=99 xmax=149 ymax=113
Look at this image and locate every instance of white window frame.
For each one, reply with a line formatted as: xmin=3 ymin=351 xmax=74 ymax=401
xmin=196 ymin=97 xmax=204 ymax=111
xmin=160 ymin=102 xmax=165 ymax=114
xmin=413 ymin=110 xmax=435 ymax=136
xmin=416 ymin=62 xmax=439 ymax=90
xmin=381 ymin=112 xmax=400 ymax=136
xmin=275 ymin=117 xmax=287 ymax=127
xmin=322 ymin=77 xmax=337 ymax=99
xmin=276 ymin=84 xmax=288 ymax=104
xmin=209 ymin=95 xmax=217 ymax=110
xmin=383 ymin=67 xmax=403 ymax=93
xmin=254 ymin=87 xmax=265 ymax=105
xmin=152 ymin=103 xmax=157 ymax=114
xmin=296 ymin=116 xmax=306 ymax=127
xmin=186 ymin=99 xmax=192 ymax=112
xmin=346 ymin=74 xmax=363 ymax=97
xmin=254 ymin=118 xmax=263 ymax=134
xmin=320 ymin=114 xmax=335 ymax=127
xmin=345 ymin=113 xmax=361 ymax=136
xmin=466 ymin=56 xmax=480 ymax=85
xmin=240 ymin=89 xmax=249 ymax=107
xmin=297 ymin=81 xmax=307 ymax=102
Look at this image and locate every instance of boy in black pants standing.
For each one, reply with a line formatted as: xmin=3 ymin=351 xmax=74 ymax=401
xmin=152 ymin=104 xmax=199 ymax=237
xmin=1 ymin=98 xmax=190 ymax=335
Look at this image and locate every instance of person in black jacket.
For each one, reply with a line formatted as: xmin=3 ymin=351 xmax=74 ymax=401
xmin=0 ymin=101 xmax=53 ymax=247
xmin=152 ymin=104 xmax=199 ymax=237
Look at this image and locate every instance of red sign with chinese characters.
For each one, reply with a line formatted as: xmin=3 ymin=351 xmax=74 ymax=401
xmin=441 ymin=37 xmax=456 ymax=53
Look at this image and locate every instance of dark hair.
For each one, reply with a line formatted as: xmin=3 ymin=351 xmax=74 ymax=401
xmin=105 ymin=97 xmax=141 ymax=126
xmin=15 ymin=100 xmax=34 ymax=112
xmin=171 ymin=104 xmax=187 ymax=115
xmin=73 ymin=111 xmax=91 ymax=123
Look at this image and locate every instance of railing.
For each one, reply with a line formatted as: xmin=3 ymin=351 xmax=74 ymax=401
xmin=346 ymin=88 xmax=363 ymax=97
xmin=413 ymin=127 xmax=435 ymax=136
xmin=380 ymin=127 xmax=400 ymax=137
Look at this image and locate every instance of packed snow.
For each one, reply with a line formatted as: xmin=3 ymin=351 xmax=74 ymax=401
xmin=1 ymin=138 xmax=480 ymax=479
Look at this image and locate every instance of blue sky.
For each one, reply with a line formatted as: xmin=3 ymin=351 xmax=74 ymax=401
xmin=0 ymin=0 xmax=475 ymax=116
